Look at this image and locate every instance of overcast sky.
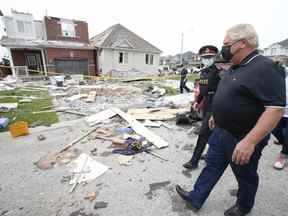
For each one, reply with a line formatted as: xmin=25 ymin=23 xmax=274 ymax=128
xmin=1 ymin=0 xmax=288 ymax=56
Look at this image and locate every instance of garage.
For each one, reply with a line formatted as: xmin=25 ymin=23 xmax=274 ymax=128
xmin=55 ymin=59 xmax=88 ymax=75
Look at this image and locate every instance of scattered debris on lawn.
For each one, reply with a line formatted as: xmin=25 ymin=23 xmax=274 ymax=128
xmin=145 ymin=181 xmax=171 ymax=200
xmin=117 ymin=155 xmax=134 ymax=166
xmin=84 ymin=191 xmax=97 ymax=201
xmin=0 ymin=103 xmax=18 ymax=112
xmin=1 ymin=74 xmax=200 ymax=213
xmin=0 ymin=117 xmax=9 ymax=129
xmin=35 ymin=148 xmax=82 ymax=170
xmin=94 ymin=201 xmax=108 ymax=209
xmin=69 ymin=153 xmax=109 ymax=192
xmin=9 ymin=121 xmax=29 ymax=137
xmin=127 ymin=107 xmax=190 ymax=121
xmin=37 ymin=134 xmax=46 ymax=141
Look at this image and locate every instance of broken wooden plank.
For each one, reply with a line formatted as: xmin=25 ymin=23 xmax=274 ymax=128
xmin=60 ymin=110 xmax=88 ymax=116
xmin=112 ymin=108 xmax=168 ymax=149
xmin=142 ymin=120 xmax=161 ymax=128
xmin=65 ymin=94 xmax=88 ymax=102
xmin=85 ymin=109 xmax=116 ymax=127
xmin=127 ymin=107 xmax=189 ymax=121
xmin=122 ymin=78 xmax=152 ymax=83
xmin=33 ymin=110 xmax=56 ymax=114
xmin=0 ymin=103 xmax=18 ymax=112
xmin=59 ymin=126 xmax=99 ymax=153
xmin=86 ymin=91 xmax=97 ymax=103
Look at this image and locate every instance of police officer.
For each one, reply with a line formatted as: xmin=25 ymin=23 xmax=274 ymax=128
xmin=176 ymin=24 xmax=285 ymax=216
xmin=179 ymin=65 xmax=191 ymax=93
xmin=183 ymin=45 xmax=221 ymax=170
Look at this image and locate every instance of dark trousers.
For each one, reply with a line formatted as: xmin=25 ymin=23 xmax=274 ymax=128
xmin=187 ymin=128 xmax=269 ymax=213
xmin=180 ymin=78 xmax=190 ymax=93
xmin=271 ymin=117 xmax=288 ymax=155
xmin=189 ymin=112 xmax=212 ymax=165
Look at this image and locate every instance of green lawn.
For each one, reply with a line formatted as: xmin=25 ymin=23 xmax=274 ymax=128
xmin=167 ymin=73 xmax=200 ymax=82
xmin=0 ymin=88 xmax=58 ymax=132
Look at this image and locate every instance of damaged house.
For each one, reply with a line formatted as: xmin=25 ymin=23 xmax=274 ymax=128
xmin=90 ymin=24 xmax=161 ymax=76
xmin=0 ymin=10 xmax=98 ymax=76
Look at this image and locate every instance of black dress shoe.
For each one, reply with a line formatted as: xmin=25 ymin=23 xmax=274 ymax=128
xmin=183 ymin=161 xmax=198 ymax=170
xmin=175 ymin=185 xmax=199 ymax=211
xmin=224 ymin=205 xmax=248 ymax=216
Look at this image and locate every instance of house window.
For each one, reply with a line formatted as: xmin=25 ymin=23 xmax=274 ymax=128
xmin=61 ymin=21 xmax=75 ymax=37
xmin=119 ymin=52 xmax=128 ymax=64
xmin=17 ymin=20 xmax=24 ymax=33
xmin=24 ymin=21 xmax=32 ymax=33
xmin=145 ymin=54 xmax=154 ymax=65
xmin=16 ymin=21 xmax=33 ymax=33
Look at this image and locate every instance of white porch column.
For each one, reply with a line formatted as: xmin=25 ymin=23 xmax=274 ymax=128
xmin=41 ymin=48 xmax=48 ymax=76
xmin=7 ymin=48 xmax=16 ymax=77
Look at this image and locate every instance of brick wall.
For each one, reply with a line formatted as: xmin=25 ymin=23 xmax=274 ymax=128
xmin=44 ymin=16 xmax=89 ymax=43
xmin=11 ymin=49 xmax=42 ymax=66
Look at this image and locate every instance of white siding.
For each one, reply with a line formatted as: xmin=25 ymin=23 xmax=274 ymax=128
xmin=99 ymin=48 xmax=159 ymax=76
xmin=2 ymin=11 xmax=43 ymax=40
xmin=264 ymin=44 xmax=288 ymax=56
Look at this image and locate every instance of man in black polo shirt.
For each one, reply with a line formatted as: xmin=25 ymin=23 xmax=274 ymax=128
xmin=175 ymin=24 xmax=285 ymax=216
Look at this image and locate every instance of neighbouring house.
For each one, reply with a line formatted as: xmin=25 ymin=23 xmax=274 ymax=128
xmin=263 ymin=38 xmax=288 ymax=65
xmin=0 ymin=10 xmax=98 ymax=77
xmin=160 ymin=51 xmax=201 ymax=68
xmin=90 ymin=23 xmax=161 ymax=76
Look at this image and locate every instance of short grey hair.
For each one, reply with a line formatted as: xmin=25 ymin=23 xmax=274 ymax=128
xmin=226 ymin=24 xmax=259 ymax=48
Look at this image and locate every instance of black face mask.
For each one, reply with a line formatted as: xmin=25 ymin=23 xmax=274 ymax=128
xmin=221 ymin=45 xmax=233 ymax=62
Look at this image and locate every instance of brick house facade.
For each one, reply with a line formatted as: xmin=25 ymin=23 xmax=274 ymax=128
xmin=0 ymin=10 xmax=98 ymax=76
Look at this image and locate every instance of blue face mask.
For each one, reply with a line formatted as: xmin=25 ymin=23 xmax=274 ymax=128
xmin=201 ymin=57 xmax=215 ymax=67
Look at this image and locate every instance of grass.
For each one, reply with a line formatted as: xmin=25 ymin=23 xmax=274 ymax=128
xmin=154 ymin=84 xmax=179 ymax=96
xmin=0 ymin=88 xmax=58 ymax=132
xmin=167 ymin=73 xmax=200 ymax=82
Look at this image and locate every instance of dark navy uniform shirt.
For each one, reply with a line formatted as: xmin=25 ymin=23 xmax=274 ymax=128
xmin=212 ymin=50 xmax=286 ymax=137
xmin=198 ymin=64 xmax=221 ymax=114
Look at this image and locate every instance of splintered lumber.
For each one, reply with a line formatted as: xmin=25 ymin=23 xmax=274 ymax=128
xmin=86 ymin=91 xmax=97 ymax=103
xmin=66 ymin=94 xmax=87 ymax=102
xmin=61 ymin=110 xmax=88 ymax=116
xmin=122 ymin=78 xmax=152 ymax=82
xmin=112 ymin=108 xmax=168 ymax=149
xmin=59 ymin=126 xmax=98 ymax=153
xmin=85 ymin=109 xmax=117 ymax=126
xmin=127 ymin=107 xmax=190 ymax=121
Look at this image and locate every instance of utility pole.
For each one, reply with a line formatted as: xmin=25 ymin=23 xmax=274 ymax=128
xmin=180 ymin=33 xmax=184 ymax=65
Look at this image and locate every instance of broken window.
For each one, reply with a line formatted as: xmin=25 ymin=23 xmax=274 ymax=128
xmin=17 ymin=20 xmax=24 ymax=33
xmin=145 ymin=54 xmax=154 ymax=65
xmin=61 ymin=21 xmax=75 ymax=37
xmin=119 ymin=52 xmax=128 ymax=64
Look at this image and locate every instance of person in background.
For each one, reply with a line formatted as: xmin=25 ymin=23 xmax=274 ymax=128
xmin=272 ymin=63 xmax=288 ymax=170
xmin=179 ymin=65 xmax=191 ymax=93
xmin=183 ymin=45 xmax=221 ymax=170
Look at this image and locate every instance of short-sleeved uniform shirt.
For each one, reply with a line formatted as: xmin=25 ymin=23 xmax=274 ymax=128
xmin=198 ymin=64 xmax=221 ymax=114
xmin=212 ymin=50 xmax=286 ymax=138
